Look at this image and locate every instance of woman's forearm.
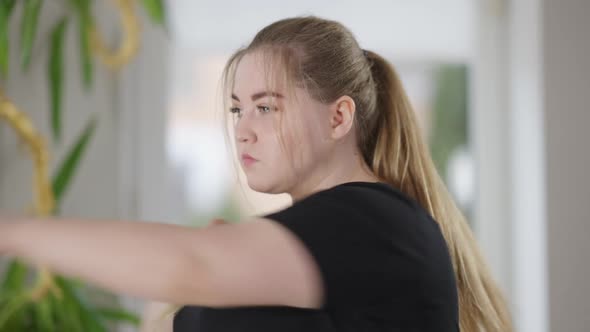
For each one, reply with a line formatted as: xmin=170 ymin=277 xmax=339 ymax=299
xmin=0 ymin=217 xmax=209 ymax=305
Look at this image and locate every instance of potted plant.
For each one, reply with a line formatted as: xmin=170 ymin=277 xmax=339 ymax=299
xmin=0 ymin=0 xmax=166 ymax=330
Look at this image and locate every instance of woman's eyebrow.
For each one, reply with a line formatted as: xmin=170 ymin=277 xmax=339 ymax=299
xmin=231 ymin=91 xmax=285 ymax=102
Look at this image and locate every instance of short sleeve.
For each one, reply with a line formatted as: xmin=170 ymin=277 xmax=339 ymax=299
xmin=262 ymin=190 xmax=395 ymax=310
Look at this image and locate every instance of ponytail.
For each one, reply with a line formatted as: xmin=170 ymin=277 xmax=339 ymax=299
xmin=364 ymin=50 xmax=513 ymax=332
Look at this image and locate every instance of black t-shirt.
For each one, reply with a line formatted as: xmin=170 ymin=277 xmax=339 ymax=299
xmin=174 ymin=181 xmax=459 ymax=331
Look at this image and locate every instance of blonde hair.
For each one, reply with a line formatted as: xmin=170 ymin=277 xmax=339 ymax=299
xmin=220 ymin=16 xmax=513 ymax=332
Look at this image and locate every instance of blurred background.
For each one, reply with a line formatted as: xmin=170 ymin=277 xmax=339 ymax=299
xmin=0 ymin=0 xmax=588 ymax=331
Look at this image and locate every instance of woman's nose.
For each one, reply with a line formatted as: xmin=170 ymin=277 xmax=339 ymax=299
xmin=237 ymin=133 xmax=253 ymax=143
xmin=235 ymin=112 xmax=257 ymax=143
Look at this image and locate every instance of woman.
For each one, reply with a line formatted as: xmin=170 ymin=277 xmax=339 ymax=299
xmin=0 ymin=16 xmax=512 ymax=331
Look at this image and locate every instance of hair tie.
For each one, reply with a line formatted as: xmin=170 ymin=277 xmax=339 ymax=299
xmin=362 ymin=49 xmax=369 ymax=58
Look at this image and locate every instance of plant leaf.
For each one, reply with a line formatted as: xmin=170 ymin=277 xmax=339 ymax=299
xmin=20 ymin=0 xmax=42 ymax=70
xmin=71 ymin=0 xmax=94 ymax=89
xmin=52 ymin=277 xmax=84 ymax=331
xmin=48 ymin=18 xmax=68 ymax=142
xmin=54 ymin=276 xmax=107 ymax=332
xmin=52 ymin=115 xmax=97 ymax=205
xmin=0 ymin=261 xmax=30 ymax=331
xmin=0 ymin=260 xmax=28 ymax=291
xmin=50 ymin=288 xmax=84 ymax=332
xmin=141 ymin=0 xmax=165 ymax=25
xmin=2 ymin=0 xmax=17 ymax=13
xmin=79 ymin=10 xmax=93 ymax=89
xmin=0 ymin=292 xmax=29 ymax=329
xmin=79 ymin=307 xmax=108 ymax=332
xmin=97 ymin=307 xmax=140 ymax=326
xmin=32 ymin=295 xmax=55 ymax=332
xmin=0 ymin=3 xmax=10 ymax=77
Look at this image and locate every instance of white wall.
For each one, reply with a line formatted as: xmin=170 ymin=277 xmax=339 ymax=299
xmin=170 ymin=0 xmax=475 ymax=62
xmin=472 ymin=0 xmax=514 ymax=300
xmin=508 ymin=0 xmax=547 ymax=331
xmin=475 ymin=0 xmax=590 ymax=331
xmin=543 ymin=1 xmax=590 ymax=331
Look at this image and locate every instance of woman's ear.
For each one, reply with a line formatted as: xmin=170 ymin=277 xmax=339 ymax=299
xmin=329 ymin=96 xmax=356 ymax=140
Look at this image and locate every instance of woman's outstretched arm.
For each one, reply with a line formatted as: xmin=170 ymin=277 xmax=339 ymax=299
xmin=0 ymin=216 xmax=323 ymax=309
xmin=0 ymin=217 xmax=213 ymax=305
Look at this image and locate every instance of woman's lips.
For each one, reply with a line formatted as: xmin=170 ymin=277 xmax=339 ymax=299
xmin=241 ymin=153 xmax=258 ymax=167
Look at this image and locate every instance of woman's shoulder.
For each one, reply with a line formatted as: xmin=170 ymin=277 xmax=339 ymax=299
xmin=265 ymin=181 xmax=438 ymax=235
xmin=323 ymin=181 xmax=420 ymax=206
xmin=297 ymin=181 xmax=429 ymax=220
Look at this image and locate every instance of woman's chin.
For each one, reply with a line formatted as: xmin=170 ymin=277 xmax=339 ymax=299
xmin=246 ymin=177 xmax=281 ymax=194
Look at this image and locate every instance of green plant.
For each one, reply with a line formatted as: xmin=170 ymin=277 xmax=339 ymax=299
xmin=0 ymin=0 xmax=166 ymax=331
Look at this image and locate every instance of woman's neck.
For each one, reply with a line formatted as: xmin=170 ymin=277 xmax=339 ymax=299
xmin=288 ymin=152 xmax=380 ymax=203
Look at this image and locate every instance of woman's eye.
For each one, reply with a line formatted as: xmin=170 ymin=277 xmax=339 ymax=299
xmin=230 ymin=106 xmax=273 ymax=119
xmin=257 ymin=106 xmax=271 ymax=113
xmin=229 ymin=107 xmax=242 ymax=118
